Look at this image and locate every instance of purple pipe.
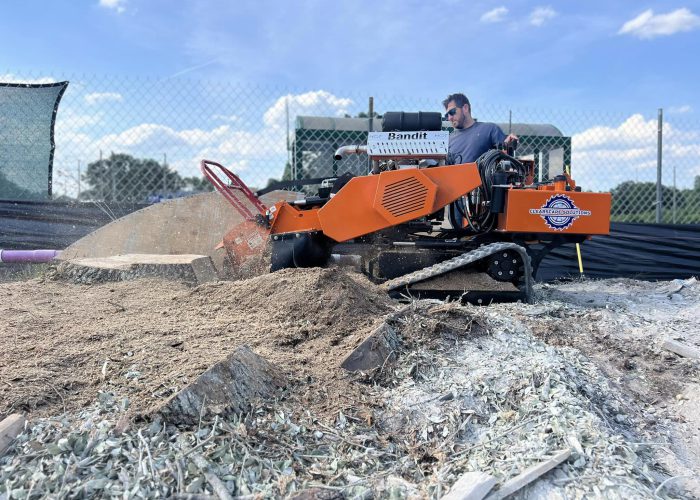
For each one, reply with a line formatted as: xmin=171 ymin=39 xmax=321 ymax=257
xmin=0 ymin=249 xmax=61 ymax=263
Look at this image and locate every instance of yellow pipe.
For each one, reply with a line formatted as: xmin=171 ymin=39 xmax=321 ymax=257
xmin=575 ymin=243 xmax=584 ymax=275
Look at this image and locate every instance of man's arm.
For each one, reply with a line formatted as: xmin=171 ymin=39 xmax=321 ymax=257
xmin=491 ymin=125 xmax=518 ymax=153
xmin=491 ymin=124 xmax=515 ymax=147
xmin=492 ymin=124 xmax=506 ymax=146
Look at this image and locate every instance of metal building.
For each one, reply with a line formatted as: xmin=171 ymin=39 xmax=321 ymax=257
xmin=292 ymin=116 xmax=570 ymax=182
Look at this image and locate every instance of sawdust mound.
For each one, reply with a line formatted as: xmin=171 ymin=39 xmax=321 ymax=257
xmin=197 ymin=267 xmax=393 ymax=340
xmin=0 ymin=267 xmax=394 ymax=420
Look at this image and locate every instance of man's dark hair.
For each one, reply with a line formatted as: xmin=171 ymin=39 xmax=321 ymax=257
xmin=443 ymin=93 xmax=471 ymax=110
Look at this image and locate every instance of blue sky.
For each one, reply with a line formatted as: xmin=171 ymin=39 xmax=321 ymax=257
xmin=4 ymin=0 xmax=700 ymax=111
xmin=2 ymin=0 xmax=700 ymax=192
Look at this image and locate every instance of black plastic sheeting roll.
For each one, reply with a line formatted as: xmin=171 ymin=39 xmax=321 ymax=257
xmin=1 ymin=200 xmax=698 ymax=281
xmin=0 ymin=200 xmax=147 ymax=250
xmin=536 ymin=222 xmax=700 ymax=281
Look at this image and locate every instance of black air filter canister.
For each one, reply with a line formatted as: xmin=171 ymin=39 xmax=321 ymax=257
xmin=490 ymin=171 xmax=509 ymax=213
xmin=382 ymin=111 xmax=442 ymax=132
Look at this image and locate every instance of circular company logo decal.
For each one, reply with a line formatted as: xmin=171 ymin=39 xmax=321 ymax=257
xmin=529 ymin=194 xmax=591 ymax=231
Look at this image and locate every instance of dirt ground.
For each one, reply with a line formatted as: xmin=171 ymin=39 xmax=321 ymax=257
xmin=1 ymin=269 xmax=699 ymax=497
xmin=0 ymin=267 xmax=392 ymax=420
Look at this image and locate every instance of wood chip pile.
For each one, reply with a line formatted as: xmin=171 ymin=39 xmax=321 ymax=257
xmin=1 ymin=272 xmax=698 ymax=498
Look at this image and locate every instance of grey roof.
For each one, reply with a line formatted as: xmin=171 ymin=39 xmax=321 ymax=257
xmin=295 ymin=116 xmax=563 ymax=137
xmin=493 ymin=122 xmax=563 ymax=137
xmin=295 ymin=116 xmax=382 ymax=132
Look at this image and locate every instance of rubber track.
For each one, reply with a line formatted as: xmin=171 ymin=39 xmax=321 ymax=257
xmin=380 ymin=242 xmax=534 ymax=303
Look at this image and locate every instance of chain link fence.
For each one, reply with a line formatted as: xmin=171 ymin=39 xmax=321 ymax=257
xmin=1 ymin=71 xmax=699 ymax=223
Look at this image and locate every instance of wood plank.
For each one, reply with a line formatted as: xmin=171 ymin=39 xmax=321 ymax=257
xmin=442 ymin=471 xmax=496 ymax=500
xmin=662 ymin=339 xmax=700 ymax=360
xmin=485 ymin=449 xmax=571 ymax=500
xmin=0 ymin=414 xmax=26 ymax=456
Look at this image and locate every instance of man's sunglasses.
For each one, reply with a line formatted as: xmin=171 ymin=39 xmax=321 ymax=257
xmin=444 ymin=108 xmax=458 ymax=119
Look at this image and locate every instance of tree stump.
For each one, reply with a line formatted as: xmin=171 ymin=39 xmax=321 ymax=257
xmin=157 ymin=346 xmax=286 ymax=425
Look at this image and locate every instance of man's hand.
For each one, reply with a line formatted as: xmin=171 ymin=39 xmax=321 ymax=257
xmin=503 ymin=134 xmax=518 ymax=155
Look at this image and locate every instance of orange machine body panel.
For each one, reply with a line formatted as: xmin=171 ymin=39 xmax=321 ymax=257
xmin=268 ymin=202 xmax=323 ymax=233
xmin=270 ymin=163 xmax=482 ymax=242
xmin=498 ymin=189 xmax=611 ymax=234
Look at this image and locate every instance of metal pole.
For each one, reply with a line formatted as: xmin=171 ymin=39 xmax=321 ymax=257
xmin=368 ymin=97 xmax=374 ymax=172
xmin=289 ymin=97 xmax=297 ymax=182
xmin=100 ymin=149 xmax=107 ymax=201
xmin=99 ymin=150 xmax=103 ymax=199
xmin=163 ymin=153 xmax=167 ymax=195
xmin=77 ymin=160 xmax=81 ymax=199
xmin=673 ymin=163 xmax=676 ymax=224
xmin=508 ymin=109 xmax=512 ymax=135
xmin=286 ymin=96 xmax=290 ymax=177
xmin=110 ymin=151 xmax=116 ymax=202
xmin=656 ymin=108 xmax=663 ymax=223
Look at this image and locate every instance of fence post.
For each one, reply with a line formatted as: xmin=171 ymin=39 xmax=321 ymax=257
xmin=508 ymin=109 xmax=512 ymax=135
xmin=99 ymin=150 xmax=103 ymax=200
xmin=673 ymin=163 xmax=676 ymax=224
xmin=163 ymin=153 xmax=167 ymax=195
xmin=286 ymin=96 xmax=290 ymax=174
xmin=368 ymin=96 xmax=374 ymax=173
xmin=656 ymin=108 xmax=663 ymax=223
xmin=288 ymin=97 xmax=297 ymax=181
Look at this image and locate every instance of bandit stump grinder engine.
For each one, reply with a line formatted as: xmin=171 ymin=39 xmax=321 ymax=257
xmin=201 ymin=111 xmax=611 ymax=304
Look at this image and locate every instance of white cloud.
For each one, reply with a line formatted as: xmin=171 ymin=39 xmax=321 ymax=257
xmin=0 ymin=73 xmax=57 ymax=84
xmin=667 ymin=143 xmax=700 ymax=156
xmin=481 ymin=7 xmax=508 ymax=23
xmin=529 ymin=6 xmax=557 ymax=27
xmin=573 ymin=114 xmax=656 ymax=150
xmin=570 ymin=114 xmax=700 ymax=190
xmin=85 ymin=92 xmax=123 ymax=105
xmin=94 ymin=123 xmax=228 ymax=151
xmin=56 ymin=109 xmax=103 ymax=131
xmin=213 ymin=113 xmax=242 ymax=123
xmin=52 ymin=90 xmax=355 ymax=196
xmin=668 ymin=105 xmax=692 ymax=114
xmin=99 ymin=0 xmax=126 ymax=14
xmin=264 ymin=90 xmax=353 ymax=130
xmin=618 ymin=8 xmax=700 ymax=39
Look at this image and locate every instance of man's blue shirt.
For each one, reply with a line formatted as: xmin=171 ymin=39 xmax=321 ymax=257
xmin=448 ymin=121 xmax=506 ymax=164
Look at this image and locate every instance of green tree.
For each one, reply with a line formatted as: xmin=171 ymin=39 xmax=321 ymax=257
xmin=282 ymin=161 xmax=292 ymax=181
xmin=262 ymin=162 xmax=293 ymax=189
xmin=610 ymin=180 xmax=696 ymax=223
xmin=182 ymin=176 xmax=214 ymax=192
xmin=81 ymin=153 xmax=184 ymax=202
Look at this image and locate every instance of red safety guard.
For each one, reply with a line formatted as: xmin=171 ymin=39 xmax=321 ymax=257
xmin=200 ymin=159 xmax=267 ymax=219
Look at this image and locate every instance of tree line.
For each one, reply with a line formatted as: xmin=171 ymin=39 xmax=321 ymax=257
xmin=79 ymin=153 xmax=700 ymax=223
xmin=3 ymin=152 xmax=699 ymax=224
xmin=611 ymin=179 xmax=700 ymax=223
xmin=78 ymin=153 xmax=213 ymax=202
